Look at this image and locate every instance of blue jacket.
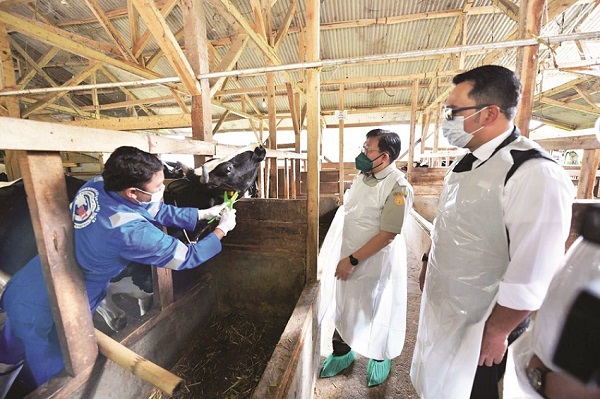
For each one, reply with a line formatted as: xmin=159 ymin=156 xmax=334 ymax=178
xmin=3 ymin=175 xmax=222 ymax=313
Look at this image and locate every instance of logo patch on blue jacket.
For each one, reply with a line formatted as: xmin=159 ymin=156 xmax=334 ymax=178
xmin=73 ymin=187 xmax=100 ymax=229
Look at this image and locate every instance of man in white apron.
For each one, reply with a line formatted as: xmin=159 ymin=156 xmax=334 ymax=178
xmin=504 ymin=205 xmax=600 ymax=399
xmin=411 ymin=65 xmax=573 ymax=399
xmin=320 ymin=128 xmax=414 ymax=387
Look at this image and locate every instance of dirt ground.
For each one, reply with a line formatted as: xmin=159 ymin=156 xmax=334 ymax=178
xmin=314 ymin=248 xmax=422 ymax=399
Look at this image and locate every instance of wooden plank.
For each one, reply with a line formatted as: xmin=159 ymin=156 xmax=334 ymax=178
xmin=534 ymin=134 xmax=600 ymax=150
xmin=19 ymin=151 xmax=97 ymax=376
xmin=0 ymin=117 xmax=215 ymax=155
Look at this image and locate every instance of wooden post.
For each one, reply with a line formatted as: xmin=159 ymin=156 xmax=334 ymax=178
xmin=0 ymin=21 xmax=22 ymax=180
xmin=267 ymin=69 xmax=279 ymax=198
xmin=338 ymin=84 xmax=345 ymax=202
xmin=290 ymin=158 xmax=297 ymax=199
xmin=19 ymin=152 xmax=97 ymax=376
xmin=576 ymin=149 xmax=600 ymax=199
xmin=514 ymin=0 xmax=544 ymax=137
xmin=408 ymin=79 xmax=419 ymax=174
xmin=305 ymin=0 xmax=320 ymax=282
xmin=181 ymin=0 xmax=213 ymax=167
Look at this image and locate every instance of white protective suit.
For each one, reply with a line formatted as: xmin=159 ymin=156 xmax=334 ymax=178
xmin=411 ymin=134 xmax=553 ymax=398
xmin=335 ymin=165 xmax=413 ymax=361
xmin=503 ymin=233 xmax=600 ymax=398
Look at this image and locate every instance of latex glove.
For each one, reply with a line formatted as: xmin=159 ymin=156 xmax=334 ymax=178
xmin=198 ymin=203 xmax=227 ymax=220
xmin=216 ymin=208 xmax=237 ymax=236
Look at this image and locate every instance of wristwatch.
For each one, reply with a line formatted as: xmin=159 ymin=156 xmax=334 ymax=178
xmin=349 ymin=254 xmax=359 ymax=266
xmin=527 ymin=366 xmax=551 ymax=398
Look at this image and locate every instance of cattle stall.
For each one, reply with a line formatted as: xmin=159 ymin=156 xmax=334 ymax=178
xmin=0 ymin=117 xmax=336 ymax=399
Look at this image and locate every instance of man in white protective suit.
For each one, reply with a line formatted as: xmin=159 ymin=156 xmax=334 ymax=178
xmin=319 ymin=128 xmax=414 ymax=387
xmin=411 ymin=65 xmax=574 ymax=399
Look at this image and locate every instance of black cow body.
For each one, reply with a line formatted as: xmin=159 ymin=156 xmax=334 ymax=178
xmin=0 ymin=144 xmax=266 ymax=331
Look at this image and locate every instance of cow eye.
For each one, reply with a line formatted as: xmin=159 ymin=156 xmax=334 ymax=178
xmin=226 ymin=164 xmax=233 ymax=173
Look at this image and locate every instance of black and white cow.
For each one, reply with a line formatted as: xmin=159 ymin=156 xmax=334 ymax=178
xmin=0 ymin=144 xmax=266 ymax=331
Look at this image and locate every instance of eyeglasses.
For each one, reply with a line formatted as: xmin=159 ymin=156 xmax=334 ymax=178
xmin=442 ymin=104 xmax=491 ymax=121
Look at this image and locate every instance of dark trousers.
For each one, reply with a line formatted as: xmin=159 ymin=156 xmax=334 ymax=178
xmin=332 ymin=329 xmax=352 ymax=356
xmin=469 ymin=315 xmax=531 ymax=399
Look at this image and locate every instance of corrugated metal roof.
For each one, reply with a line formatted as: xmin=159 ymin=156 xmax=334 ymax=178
xmin=0 ymin=0 xmax=598 ymax=133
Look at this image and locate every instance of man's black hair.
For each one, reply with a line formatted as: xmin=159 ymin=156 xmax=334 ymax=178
xmin=453 ymin=65 xmax=522 ymax=120
xmin=366 ymin=128 xmax=401 ymax=161
xmin=102 ymin=146 xmax=163 ymax=191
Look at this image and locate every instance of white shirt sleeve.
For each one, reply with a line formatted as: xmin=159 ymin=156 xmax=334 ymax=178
xmin=498 ymin=158 xmax=575 ymax=310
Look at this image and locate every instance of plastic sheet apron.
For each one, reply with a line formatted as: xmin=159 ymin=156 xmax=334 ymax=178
xmin=335 ymin=169 xmax=410 ymax=360
xmin=503 ymin=236 xmax=600 ymax=398
xmin=411 ymin=137 xmax=539 ymax=398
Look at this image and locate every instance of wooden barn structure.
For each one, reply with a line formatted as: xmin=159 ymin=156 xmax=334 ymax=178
xmin=0 ymin=0 xmax=600 ymax=398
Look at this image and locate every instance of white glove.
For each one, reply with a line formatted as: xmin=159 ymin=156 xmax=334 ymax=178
xmin=216 ymin=208 xmax=237 ymax=236
xmin=198 ymin=203 xmax=227 ymax=220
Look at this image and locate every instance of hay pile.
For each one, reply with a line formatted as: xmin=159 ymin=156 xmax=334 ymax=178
xmin=149 ymin=311 xmax=285 ymax=399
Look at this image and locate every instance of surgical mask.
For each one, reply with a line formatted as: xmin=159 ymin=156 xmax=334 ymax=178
xmin=135 ymin=184 xmax=165 ymax=205
xmin=441 ymin=108 xmax=486 ymax=148
xmin=355 ymin=152 xmax=383 ymax=173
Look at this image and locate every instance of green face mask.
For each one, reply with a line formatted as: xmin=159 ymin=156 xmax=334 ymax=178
xmin=355 ymin=152 xmax=383 ymax=173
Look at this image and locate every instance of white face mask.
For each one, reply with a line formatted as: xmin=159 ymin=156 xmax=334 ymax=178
xmin=135 ymin=184 xmax=165 ymax=205
xmin=441 ymin=108 xmax=486 ymax=148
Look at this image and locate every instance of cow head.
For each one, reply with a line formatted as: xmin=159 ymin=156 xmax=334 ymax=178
xmin=196 ymin=144 xmax=267 ymax=196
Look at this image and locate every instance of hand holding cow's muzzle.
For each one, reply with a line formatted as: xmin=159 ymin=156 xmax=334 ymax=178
xmin=216 ymin=208 xmax=237 ymax=236
xmin=198 ymin=203 xmax=227 ymax=220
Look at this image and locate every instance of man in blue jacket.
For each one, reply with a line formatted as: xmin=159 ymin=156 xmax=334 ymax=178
xmin=0 ymin=146 xmax=236 ymax=395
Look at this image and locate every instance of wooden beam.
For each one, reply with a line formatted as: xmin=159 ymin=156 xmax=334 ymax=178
xmin=576 ymin=148 xmax=600 ymax=198
xmin=22 ymin=63 xmax=102 ymax=118
xmin=0 ymin=11 xmax=164 ymax=81
xmin=19 ymin=152 xmax=97 ymax=376
xmin=274 ymin=0 xmax=296 ymax=50
xmin=338 ymin=84 xmax=345 ymax=202
xmin=515 ymin=0 xmax=544 ymax=137
xmin=132 ymin=0 xmax=201 ymax=96
xmin=17 ymin=47 xmax=59 ymax=89
xmin=208 ymin=0 xmax=304 ymax=97
xmin=0 ymin=116 xmax=216 ymax=154
xmin=209 ymin=34 xmax=250 ymax=97
xmin=9 ymin=37 xmax=89 ymax=118
xmin=181 ymin=0 xmax=214 ymax=167
xmin=408 ymin=79 xmax=419 ymax=174
xmin=84 ymin=0 xmax=136 ymax=62
xmin=212 ymin=109 xmax=230 ymax=134
xmin=131 ymin=0 xmax=179 ymax=58
xmin=491 ymin=0 xmax=520 ymax=21
xmin=534 ymin=134 xmax=600 ymax=150
xmin=267 ymin=67 xmax=278 ymax=198
xmin=305 ymin=0 xmax=320 ymax=283
xmin=539 ymin=96 xmax=600 ymax=115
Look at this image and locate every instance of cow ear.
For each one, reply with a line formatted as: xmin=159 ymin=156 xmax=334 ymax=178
xmin=177 ymin=162 xmax=191 ymax=176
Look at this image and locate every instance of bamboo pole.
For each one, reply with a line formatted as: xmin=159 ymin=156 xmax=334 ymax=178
xmin=95 ymin=329 xmax=185 ymax=396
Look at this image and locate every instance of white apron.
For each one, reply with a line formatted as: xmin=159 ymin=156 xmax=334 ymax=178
xmin=504 ymin=237 xmax=600 ymax=398
xmin=411 ymin=135 xmax=542 ymax=398
xmin=335 ymin=168 xmax=412 ymax=360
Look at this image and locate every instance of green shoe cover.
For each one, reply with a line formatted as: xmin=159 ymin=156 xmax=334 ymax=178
xmin=367 ymin=358 xmax=391 ymax=387
xmin=320 ymin=351 xmax=356 ymax=378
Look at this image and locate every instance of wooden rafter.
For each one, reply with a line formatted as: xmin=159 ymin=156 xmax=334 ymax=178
xmin=9 ymin=37 xmax=90 ymax=118
xmin=131 ymin=0 xmax=179 ymax=59
xmin=207 ymin=0 xmax=304 ymax=97
xmin=209 ymin=34 xmax=250 ymax=97
xmin=84 ymin=0 xmax=136 ymax=62
xmin=132 ymin=0 xmax=201 ymax=96
xmin=22 ymin=62 xmax=102 ymax=118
